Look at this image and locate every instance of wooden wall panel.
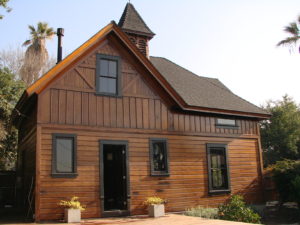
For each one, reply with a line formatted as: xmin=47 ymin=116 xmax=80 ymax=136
xmin=38 ymin=126 xmax=263 ymax=220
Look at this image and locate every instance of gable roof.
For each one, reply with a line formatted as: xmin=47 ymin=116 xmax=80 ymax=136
xmin=150 ymin=57 xmax=267 ymax=116
xmin=15 ymin=21 xmax=269 ymax=120
xmin=118 ymin=3 xmax=155 ymax=38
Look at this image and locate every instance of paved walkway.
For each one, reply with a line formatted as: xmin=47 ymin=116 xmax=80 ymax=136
xmin=1 ymin=214 xmax=256 ymax=225
xmin=82 ymin=214 xmax=254 ymax=225
xmin=45 ymin=214 xmax=254 ymax=225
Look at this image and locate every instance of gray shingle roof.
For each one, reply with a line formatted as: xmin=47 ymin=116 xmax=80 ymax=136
xmin=150 ymin=56 xmax=268 ymax=116
xmin=118 ymin=3 xmax=155 ymax=37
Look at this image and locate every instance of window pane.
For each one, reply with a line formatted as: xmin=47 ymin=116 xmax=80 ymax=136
xmin=216 ymin=118 xmax=236 ymax=126
xmin=100 ymin=59 xmax=108 ymax=76
xmin=56 ymin=138 xmax=73 ymax=173
xmin=99 ymin=77 xmax=116 ymax=94
xmin=152 ymin=142 xmax=166 ymax=172
xmin=210 ymin=149 xmax=226 ymax=168
xmin=108 ymin=60 xmax=117 ymax=77
xmin=211 ymin=168 xmax=228 ymax=189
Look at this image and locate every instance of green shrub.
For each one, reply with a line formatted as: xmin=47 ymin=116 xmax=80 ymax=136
xmin=291 ymin=175 xmax=300 ymax=206
xmin=271 ymin=159 xmax=300 ymax=203
xmin=184 ymin=206 xmax=219 ymax=219
xmin=218 ymin=195 xmax=261 ymax=224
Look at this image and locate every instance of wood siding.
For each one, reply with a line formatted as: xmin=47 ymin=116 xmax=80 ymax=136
xmin=38 ymin=125 xmax=263 ymax=220
xmin=34 ymin=37 xmax=263 ymax=220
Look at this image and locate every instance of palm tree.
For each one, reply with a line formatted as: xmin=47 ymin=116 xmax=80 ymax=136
xmin=20 ymin=22 xmax=55 ymax=85
xmin=277 ymin=15 xmax=300 ymax=53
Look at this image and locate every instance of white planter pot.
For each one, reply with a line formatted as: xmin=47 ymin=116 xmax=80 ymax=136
xmin=148 ymin=204 xmax=165 ymax=218
xmin=65 ymin=208 xmax=81 ymax=223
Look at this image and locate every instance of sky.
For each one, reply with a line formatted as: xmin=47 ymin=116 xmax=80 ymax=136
xmin=0 ymin=0 xmax=300 ymax=107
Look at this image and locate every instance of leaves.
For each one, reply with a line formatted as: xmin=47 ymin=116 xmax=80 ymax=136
xmin=277 ymin=15 xmax=300 ymax=53
xmin=0 ymin=0 xmax=11 ymax=19
xmin=261 ymin=95 xmax=300 ymax=166
xmin=0 ymin=66 xmax=25 ymax=170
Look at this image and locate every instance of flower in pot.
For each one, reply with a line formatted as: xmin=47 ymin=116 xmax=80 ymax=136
xmin=59 ymin=196 xmax=85 ymax=223
xmin=144 ymin=196 xmax=166 ymax=218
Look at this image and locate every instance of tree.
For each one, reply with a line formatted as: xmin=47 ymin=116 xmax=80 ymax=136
xmin=20 ymin=22 xmax=55 ymax=85
xmin=261 ymin=95 xmax=300 ymax=166
xmin=0 ymin=45 xmax=56 ymax=81
xmin=277 ymin=15 xmax=300 ymax=53
xmin=0 ymin=66 xmax=25 ymax=170
xmin=0 ymin=0 xmax=11 ymax=19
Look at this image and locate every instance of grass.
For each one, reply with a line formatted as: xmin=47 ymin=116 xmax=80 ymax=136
xmin=184 ymin=206 xmax=219 ymax=219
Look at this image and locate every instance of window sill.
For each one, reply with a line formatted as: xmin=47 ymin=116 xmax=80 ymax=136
xmin=51 ymin=173 xmax=78 ymax=178
xmin=150 ymin=173 xmax=170 ymax=177
xmin=208 ymin=189 xmax=231 ymax=195
xmin=94 ymin=92 xmax=122 ymax=98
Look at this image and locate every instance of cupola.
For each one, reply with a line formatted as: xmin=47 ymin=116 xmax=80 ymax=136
xmin=118 ymin=3 xmax=155 ymax=58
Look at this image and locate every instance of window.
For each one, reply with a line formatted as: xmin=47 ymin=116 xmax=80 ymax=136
xmin=96 ymin=54 xmax=121 ymax=96
xmin=149 ymin=138 xmax=169 ymax=176
xmin=52 ymin=134 xmax=77 ymax=178
xmin=206 ymin=143 xmax=230 ymax=194
xmin=215 ymin=118 xmax=237 ymax=128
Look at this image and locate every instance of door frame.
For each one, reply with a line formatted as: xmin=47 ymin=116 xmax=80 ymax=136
xmin=99 ymin=140 xmax=130 ymax=217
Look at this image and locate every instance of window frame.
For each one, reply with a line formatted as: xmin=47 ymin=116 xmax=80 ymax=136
xmin=149 ymin=138 xmax=169 ymax=176
xmin=52 ymin=133 xmax=77 ymax=178
xmin=215 ymin=118 xmax=238 ymax=129
xmin=206 ymin=143 xmax=231 ymax=194
xmin=96 ymin=54 xmax=122 ymax=97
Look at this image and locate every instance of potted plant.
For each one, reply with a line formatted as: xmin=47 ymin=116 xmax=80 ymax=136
xmin=144 ymin=196 xmax=166 ymax=218
xmin=59 ymin=196 xmax=85 ymax=223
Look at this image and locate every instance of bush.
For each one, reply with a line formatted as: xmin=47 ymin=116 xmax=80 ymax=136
xmin=218 ymin=195 xmax=261 ymax=224
xmin=291 ymin=175 xmax=300 ymax=206
xmin=184 ymin=206 xmax=219 ymax=219
xmin=271 ymin=159 xmax=300 ymax=203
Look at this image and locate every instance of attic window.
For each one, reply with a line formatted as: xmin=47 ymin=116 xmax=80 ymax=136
xmin=215 ymin=118 xmax=237 ymax=128
xmin=96 ymin=54 xmax=121 ymax=96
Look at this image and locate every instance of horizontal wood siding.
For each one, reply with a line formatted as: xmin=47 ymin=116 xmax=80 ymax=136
xmin=38 ymin=126 xmax=262 ymax=220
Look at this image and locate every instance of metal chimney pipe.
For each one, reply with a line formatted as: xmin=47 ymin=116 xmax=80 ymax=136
xmin=57 ymin=28 xmax=64 ymax=64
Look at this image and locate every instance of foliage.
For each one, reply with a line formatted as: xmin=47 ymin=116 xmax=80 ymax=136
xmin=184 ymin=206 xmax=219 ymax=219
xmin=0 ymin=66 xmax=25 ymax=170
xmin=277 ymin=15 xmax=300 ymax=53
xmin=271 ymin=159 xmax=300 ymax=204
xmin=260 ymin=95 xmax=300 ymax=166
xmin=20 ymin=22 xmax=56 ymax=85
xmin=59 ymin=196 xmax=85 ymax=211
xmin=0 ymin=0 xmax=11 ymax=19
xmin=0 ymin=45 xmax=56 ymax=82
xmin=291 ymin=175 xmax=300 ymax=206
xmin=143 ymin=196 xmax=165 ymax=206
xmin=218 ymin=195 xmax=261 ymax=224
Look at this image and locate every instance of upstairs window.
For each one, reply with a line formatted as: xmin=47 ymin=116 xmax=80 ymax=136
xmin=96 ymin=54 xmax=121 ymax=96
xmin=215 ymin=118 xmax=237 ymax=128
xmin=206 ymin=143 xmax=230 ymax=194
xmin=52 ymin=133 xmax=77 ymax=178
xmin=149 ymin=138 xmax=169 ymax=176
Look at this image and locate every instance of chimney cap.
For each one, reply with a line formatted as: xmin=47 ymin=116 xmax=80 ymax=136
xmin=57 ymin=28 xmax=64 ymax=36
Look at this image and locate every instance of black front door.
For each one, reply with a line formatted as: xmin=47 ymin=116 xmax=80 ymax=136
xmin=100 ymin=140 xmax=129 ymax=216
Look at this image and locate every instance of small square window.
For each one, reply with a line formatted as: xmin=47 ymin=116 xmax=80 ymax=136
xmin=96 ymin=54 xmax=121 ymax=96
xmin=207 ymin=143 xmax=230 ymax=194
xmin=149 ymin=138 xmax=169 ymax=176
xmin=52 ymin=134 xmax=77 ymax=178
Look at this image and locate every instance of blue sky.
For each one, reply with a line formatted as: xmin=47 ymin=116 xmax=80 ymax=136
xmin=1 ymin=0 xmax=300 ymax=106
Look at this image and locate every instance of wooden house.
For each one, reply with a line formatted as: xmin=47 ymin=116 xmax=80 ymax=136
xmin=13 ymin=3 xmax=270 ymax=221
